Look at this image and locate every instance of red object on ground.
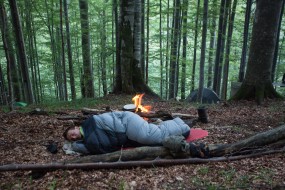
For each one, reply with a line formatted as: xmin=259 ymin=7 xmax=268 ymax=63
xmin=186 ymin=128 xmax=208 ymax=142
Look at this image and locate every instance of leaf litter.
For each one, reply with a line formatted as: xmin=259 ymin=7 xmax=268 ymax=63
xmin=0 ymin=95 xmax=285 ymax=189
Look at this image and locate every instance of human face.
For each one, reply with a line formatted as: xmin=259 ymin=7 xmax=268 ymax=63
xmin=66 ymin=127 xmax=82 ymax=141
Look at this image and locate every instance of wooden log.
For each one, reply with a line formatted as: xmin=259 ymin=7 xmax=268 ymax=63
xmin=65 ymin=146 xmax=174 ymax=163
xmin=81 ymin=107 xmax=113 ymax=115
xmin=209 ymin=125 xmax=285 ymax=156
xmin=1 ymin=148 xmax=284 ymax=172
xmin=136 ymin=110 xmax=196 ymax=120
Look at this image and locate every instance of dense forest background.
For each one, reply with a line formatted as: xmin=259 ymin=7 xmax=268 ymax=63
xmin=0 ymin=0 xmax=284 ymax=107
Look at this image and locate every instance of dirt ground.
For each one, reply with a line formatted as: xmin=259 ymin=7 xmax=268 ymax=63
xmin=1 ymin=95 xmax=285 ymax=189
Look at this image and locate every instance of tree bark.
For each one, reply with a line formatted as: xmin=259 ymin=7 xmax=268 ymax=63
xmin=191 ymin=0 xmax=200 ymax=93
xmin=232 ymin=0 xmax=284 ymax=104
xmin=64 ymin=0 xmax=76 ymax=100
xmin=238 ymin=0 xmax=252 ymax=82
xmin=209 ymin=124 xmax=285 ymax=157
xmin=79 ymin=0 xmax=95 ymax=98
xmin=197 ymin=0 xmax=208 ymax=104
xmin=8 ymin=0 xmax=34 ymax=103
xmin=168 ymin=0 xmax=181 ymax=99
xmin=1 ymin=148 xmax=285 ymax=172
xmin=113 ymin=0 xmax=158 ymax=97
xmin=180 ymin=0 xmax=188 ymax=100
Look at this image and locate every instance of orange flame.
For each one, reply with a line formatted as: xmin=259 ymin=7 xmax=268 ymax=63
xmin=132 ymin=94 xmax=151 ymax=112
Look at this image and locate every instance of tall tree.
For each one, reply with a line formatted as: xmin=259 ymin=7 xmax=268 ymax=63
xmin=197 ymin=0 xmax=208 ymax=103
xmin=180 ymin=0 xmax=188 ymax=100
xmin=8 ymin=0 xmax=34 ymax=103
xmin=100 ymin=0 xmax=107 ymax=96
xmin=113 ymin=0 xmax=157 ymax=96
xmin=79 ymin=0 xmax=94 ymax=98
xmin=232 ymin=0 xmax=284 ymax=104
xmin=271 ymin=0 xmax=285 ymax=82
xmin=207 ymin=0 xmax=218 ymax=88
xmin=112 ymin=0 xmax=121 ymax=93
xmin=168 ymin=0 xmax=181 ymax=99
xmin=63 ymin=0 xmax=76 ymax=100
xmin=238 ymin=0 xmax=252 ymax=82
xmin=213 ymin=0 xmax=230 ymax=96
xmin=221 ymin=0 xmax=237 ymax=100
xmin=191 ymin=0 xmax=200 ymax=92
xmin=0 ymin=2 xmax=13 ymax=109
xmin=0 ymin=2 xmax=20 ymax=103
xmin=60 ymin=0 xmax=68 ymax=101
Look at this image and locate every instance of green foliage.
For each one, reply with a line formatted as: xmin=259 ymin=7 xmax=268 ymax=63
xmin=0 ymin=0 xmax=284 ymax=103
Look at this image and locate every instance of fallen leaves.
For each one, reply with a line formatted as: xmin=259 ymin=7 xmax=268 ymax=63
xmin=0 ymin=96 xmax=285 ymax=189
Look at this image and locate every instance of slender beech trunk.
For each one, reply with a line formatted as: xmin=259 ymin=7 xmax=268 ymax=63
xmin=8 ymin=0 xmax=34 ymax=103
xmin=64 ymin=0 xmax=76 ymax=100
xmin=180 ymin=0 xmax=188 ymax=100
xmin=197 ymin=0 xmax=208 ymax=103
xmin=221 ymin=0 xmax=237 ymax=100
xmin=191 ymin=0 xmax=200 ymax=92
xmin=238 ymin=0 xmax=252 ymax=82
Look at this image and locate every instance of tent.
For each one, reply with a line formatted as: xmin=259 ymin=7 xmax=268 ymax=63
xmin=186 ymin=88 xmax=220 ymax=104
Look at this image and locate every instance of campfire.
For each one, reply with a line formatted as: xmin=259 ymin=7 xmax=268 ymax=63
xmin=132 ymin=94 xmax=151 ymax=113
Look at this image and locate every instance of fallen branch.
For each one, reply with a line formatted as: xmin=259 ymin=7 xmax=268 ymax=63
xmin=81 ymin=107 xmax=114 ymax=115
xmin=64 ymin=146 xmax=173 ymax=163
xmin=209 ymin=125 xmax=285 ymax=156
xmin=1 ymin=148 xmax=284 ymax=172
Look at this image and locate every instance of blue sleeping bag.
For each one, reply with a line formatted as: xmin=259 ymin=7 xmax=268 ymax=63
xmin=79 ymin=111 xmax=190 ymax=154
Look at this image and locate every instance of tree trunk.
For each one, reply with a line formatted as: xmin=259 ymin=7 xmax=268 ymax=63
xmin=164 ymin=0 xmax=170 ymax=99
xmin=232 ymin=0 xmax=284 ymax=104
xmin=191 ymin=0 xmax=200 ymax=93
xmin=221 ymin=0 xmax=237 ymax=100
xmin=79 ymin=0 xmax=95 ymax=98
xmin=197 ymin=0 xmax=208 ymax=104
xmin=0 ymin=3 xmax=13 ymax=109
xmin=207 ymin=0 xmax=218 ymax=88
xmin=119 ymin=0 xmax=135 ymax=94
xmin=159 ymin=0 xmax=163 ymax=98
xmin=101 ymin=1 xmax=107 ymax=96
xmin=271 ymin=0 xmax=284 ymax=82
xmin=213 ymin=0 xmax=229 ymax=96
xmin=112 ymin=0 xmax=122 ymax=93
xmin=8 ymin=0 xmax=34 ymax=103
xmin=238 ymin=0 xmax=252 ymax=82
xmin=60 ymin=0 xmax=68 ymax=101
xmin=168 ymin=0 xmax=181 ymax=99
xmin=114 ymin=0 xmax=158 ymax=97
xmin=64 ymin=0 xmax=76 ymax=100
xmin=144 ymin=0 xmax=148 ymax=83
xmin=180 ymin=0 xmax=188 ymax=100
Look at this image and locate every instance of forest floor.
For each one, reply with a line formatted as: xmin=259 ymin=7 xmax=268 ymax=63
xmin=0 ymin=94 xmax=285 ymax=190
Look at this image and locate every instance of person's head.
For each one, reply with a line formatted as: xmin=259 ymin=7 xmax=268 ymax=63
xmin=63 ymin=126 xmax=82 ymax=141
